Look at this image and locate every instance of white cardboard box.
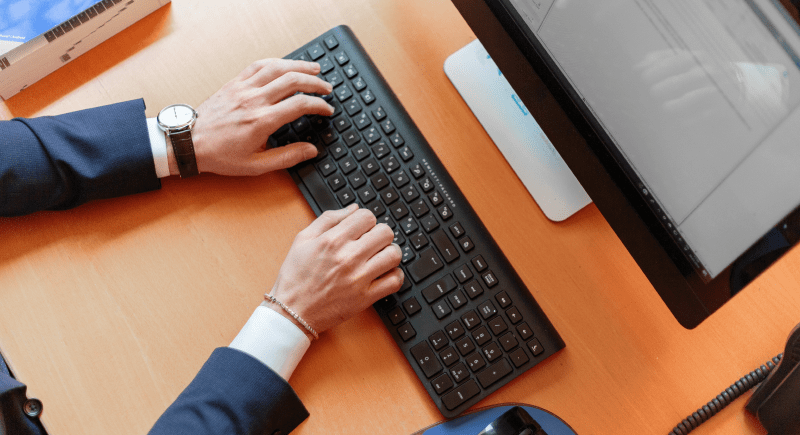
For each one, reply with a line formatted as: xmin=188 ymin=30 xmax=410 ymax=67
xmin=0 ymin=0 xmax=171 ymax=100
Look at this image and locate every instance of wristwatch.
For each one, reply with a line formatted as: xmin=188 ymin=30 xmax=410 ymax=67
xmin=157 ymin=103 xmax=199 ymax=178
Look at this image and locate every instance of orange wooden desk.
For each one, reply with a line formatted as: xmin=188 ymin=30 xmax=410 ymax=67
xmin=1 ymin=1 xmax=799 ymax=434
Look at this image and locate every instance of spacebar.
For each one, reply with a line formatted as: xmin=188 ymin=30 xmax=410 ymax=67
xmin=297 ymin=164 xmax=339 ymax=212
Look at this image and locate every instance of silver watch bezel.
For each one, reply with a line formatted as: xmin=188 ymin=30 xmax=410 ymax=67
xmin=156 ymin=103 xmax=198 ymax=134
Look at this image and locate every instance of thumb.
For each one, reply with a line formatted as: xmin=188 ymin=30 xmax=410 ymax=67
xmin=251 ymin=142 xmax=318 ymax=174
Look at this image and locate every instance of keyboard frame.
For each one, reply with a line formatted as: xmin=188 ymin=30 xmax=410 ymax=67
xmin=277 ymin=25 xmax=565 ymax=418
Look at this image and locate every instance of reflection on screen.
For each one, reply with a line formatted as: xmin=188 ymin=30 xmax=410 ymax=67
xmin=508 ymin=0 xmax=800 ymax=278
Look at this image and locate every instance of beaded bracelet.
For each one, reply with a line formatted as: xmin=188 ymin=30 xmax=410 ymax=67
xmin=264 ymin=293 xmax=319 ymax=340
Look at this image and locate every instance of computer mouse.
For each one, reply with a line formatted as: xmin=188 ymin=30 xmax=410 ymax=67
xmin=413 ymin=404 xmax=578 ymax=435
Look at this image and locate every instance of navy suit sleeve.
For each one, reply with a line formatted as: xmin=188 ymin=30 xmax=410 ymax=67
xmin=148 ymin=347 xmax=309 ymax=435
xmin=0 ymin=99 xmax=161 ymax=217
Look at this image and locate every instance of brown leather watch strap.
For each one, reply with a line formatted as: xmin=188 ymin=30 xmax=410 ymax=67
xmin=169 ymin=130 xmax=199 ymax=178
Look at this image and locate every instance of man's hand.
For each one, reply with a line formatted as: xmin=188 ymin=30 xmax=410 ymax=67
xmin=180 ymin=59 xmax=334 ymax=177
xmin=268 ymin=204 xmax=404 ymax=337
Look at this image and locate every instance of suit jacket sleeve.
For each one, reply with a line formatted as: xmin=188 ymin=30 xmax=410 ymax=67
xmin=0 ymin=99 xmax=161 ymax=217
xmin=148 ymin=347 xmax=309 ymax=435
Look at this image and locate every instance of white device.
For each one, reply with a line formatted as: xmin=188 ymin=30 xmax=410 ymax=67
xmin=444 ymin=39 xmax=590 ymax=222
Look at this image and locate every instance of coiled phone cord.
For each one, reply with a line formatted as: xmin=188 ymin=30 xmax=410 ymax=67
xmin=669 ymin=354 xmax=783 ymax=435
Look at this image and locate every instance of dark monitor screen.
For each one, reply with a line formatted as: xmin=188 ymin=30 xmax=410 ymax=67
xmin=452 ymin=0 xmax=800 ymax=328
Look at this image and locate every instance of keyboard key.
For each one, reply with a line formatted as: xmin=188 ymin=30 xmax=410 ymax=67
xmin=456 ymin=336 xmax=476 ymax=356
xmin=448 ymin=290 xmax=468 ymax=311
xmin=409 ymin=199 xmax=428 ymax=218
xmin=422 ymin=275 xmax=457 ymax=303
xmin=336 ymin=188 xmax=355 ymax=206
xmin=472 ymin=255 xmax=488 ymax=272
xmin=408 ymin=247 xmax=444 ymax=283
xmin=323 ymin=34 xmax=339 ymax=49
xmin=398 ymin=323 xmax=416 ymax=342
xmin=495 ymin=292 xmax=512 ymax=308
xmin=449 ymin=362 xmax=469 ymax=383
xmin=488 ymin=316 xmax=508 ymax=336
xmin=387 ymin=306 xmax=406 ymax=325
xmin=464 ymin=280 xmax=484 ymax=299
xmin=410 ymin=341 xmax=441 ymax=378
xmin=403 ymin=185 xmax=421 ymax=203
xmin=382 ymin=156 xmax=400 ymax=173
xmin=338 ymin=156 xmax=357 ymax=174
xmin=483 ymin=342 xmax=503 ymax=362
xmin=461 ymin=311 xmax=481 ymax=330
xmin=429 ymin=330 xmax=448 ymax=350
xmin=506 ymin=307 xmax=523 ymax=324
xmin=410 ymin=163 xmax=425 ymax=179
xmin=454 ymin=264 xmax=473 ymax=283
xmin=472 ymin=326 xmax=491 ymax=346
xmin=439 ymin=347 xmax=458 ymax=367
xmin=510 ymin=348 xmax=530 ymax=368
xmin=354 ymin=113 xmax=371 ymax=130
xmin=499 ymin=332 xmax=519 ymax=351
xmin=420 ymin=177 xmax=435 ymax=192
xmin=363 ymin=127 xmax=381 ymax=144
xmin=403 ymin=297 xmax=422 ymax=316
xmin=342 ymin=130 xmax=361 ymax=147
xmin=402 ymin=246 xmax=415 ymax=264
xmin=362 ymin=158 xmax=380 ymax=175
xmin=352 ymin=144 xmax=371 ymax=161
xmin=318 ymin=159 xmax=337 ymax=176
xmin=449 ymin=222 xmax=465 ymax=238
xmin=291 ymin=116 xmax=310 ymax=132
xmin=421 ymin=215 xmax=440 ymax=232
xmin=478 ymin=300 xmax=497 ymax=319
xmin=431 ymin=230 xmax=460 ymax=263
xmin=298 ymin=164 xmax=339 ymax=212
xmin=372 ymin=106 xmax=387 ymax=121
xmin=326 ymin=70 xmax=343 ymax=87
xmin=459 ymin=237 xmax=474 ymax=252
xmin=333 ymin=116 xmax=351 ymax=132
xmin=361 ymin=89 xmax=376 ymax=105
xmin=482 ymin=271 xmax=499 ymax=288
xmin=335 ymin=85 xmax=353 ymax=101
xmin=352 ymin=76 xmax=367 ymax=91
xmin=348 ymin=170 xmax=367 ymax=189
xmin=400 ymin=217 xmax=419 ymax=235
xmin=432 ymin=373 xmax=454 ymax=395
xmin=343 ymin=63 xmax=358 ymax=78
xmin=369 ymin=200 xmax=386 ymax=217
xmin=442 ymin=380 xmax=480 ymax=410
xmin=410 ymin=232 xmax=429 ymax=250
xmin=308 ymin=43 xmax=325 ymax=60
xmin=476 ymin=358 xmax=512 ymax=388
xmin=465 ymin=351 xmax=486 ymax=372
xmin=429 ymin=190 xmax=444 ymax=206
xmin=327 ymin=173 xmax=346 ymax=191
xmin=371 ymin=173 xmax=390 ymax=190
xmin=380 ymin=187 xmax=400 ymax=205
xmin=344 ymin=98 xmax=362 ymax=116
xmin=516 ymin=322 xmax=534 ymax=340
xmin=334 ymin=50 xmax=349 ymax=65
xmin=356 ymin=186 xmax=377 ymax=203
xmin=393 ymin=228 xmax=406 ymax=246
xmin=528 ymin=338 xmax=544 ymax=356
xmin=391 ymin=170 xmax=410 ymax=187
xmin=399 ymin=146 xmax=414 ymax=162
xmin=380 ymin=119 xmax=396 ymax=134
xmin=446 ymin=320 xmax=465 ymax=340
xmin=390 ymin=132 xmax=405 ymax=147
xmin=320 ymin=127 xmax=338 ymax=144
xmin=437 ymin=205 xmax=453 ymax=221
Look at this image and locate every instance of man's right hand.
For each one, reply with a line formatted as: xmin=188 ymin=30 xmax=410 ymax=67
xmin=267 ymin=204 xmax=404 ymax=338
xmin=178 ymin=58 xmax=334 ymax=177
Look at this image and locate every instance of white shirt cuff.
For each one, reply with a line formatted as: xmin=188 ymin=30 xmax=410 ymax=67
xmin=146 ymin=117 xmax=170 ymax=178
xmin=229 ymin=304 xmax=311 ymax=380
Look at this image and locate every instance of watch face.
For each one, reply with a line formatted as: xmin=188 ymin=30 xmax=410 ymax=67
xmin=158 ymin=104 xmax=195 ymax=129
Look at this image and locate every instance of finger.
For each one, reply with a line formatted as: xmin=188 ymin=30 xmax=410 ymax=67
xmin=247 ymin=142 xmax=318 ymax=174
xmin=262 ymin=72 xmax=333 ymax=104
xmin=300 ymin=204 xmax=360 ymax=239
xmin=245 ymin=59 xmax=321 ymax=87
xmin=365 ymin=268 xmax=405 ymax=303
xmin=353 ymin=223 xmax=395 ymax=260
xmin=327 ymin=208 xmax=378 ymax=241
xmin=363 ymin=243 xmax=403 ymax=280
xmin=265 ymin=95 xmax=334 ymax=131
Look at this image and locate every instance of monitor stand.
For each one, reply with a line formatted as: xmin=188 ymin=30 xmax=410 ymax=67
xmin=444 ymin=40 xmax=591 ymax=222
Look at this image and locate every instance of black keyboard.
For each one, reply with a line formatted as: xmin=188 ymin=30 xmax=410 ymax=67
xmin=270 ymin=25 xmax=565 ymax=418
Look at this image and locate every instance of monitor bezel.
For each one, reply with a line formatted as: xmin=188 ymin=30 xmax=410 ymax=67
xmin=451 ymin=0 xmax=800 ymax=328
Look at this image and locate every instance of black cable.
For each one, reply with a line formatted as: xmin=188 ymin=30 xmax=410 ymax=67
xmin=669 ymin=354 xmax=783 ymax=435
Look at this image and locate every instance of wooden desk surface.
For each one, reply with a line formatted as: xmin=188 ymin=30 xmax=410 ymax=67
xmin=1 ymin=1 xmax=799 ymax=434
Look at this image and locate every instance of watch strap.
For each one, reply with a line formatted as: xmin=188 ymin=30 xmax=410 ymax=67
xmin=169 ymin=130 xmax=199 ymax=178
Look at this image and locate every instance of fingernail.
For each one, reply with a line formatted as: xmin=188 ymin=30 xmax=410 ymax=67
xmin=347 ymin=203 xmax=359 ymax=211
xmin=327 ymin=103 xmax=335 ymax=112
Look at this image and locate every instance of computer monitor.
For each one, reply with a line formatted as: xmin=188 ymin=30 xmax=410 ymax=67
xmin=452 ymin=0 xmax=800 ymax=328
